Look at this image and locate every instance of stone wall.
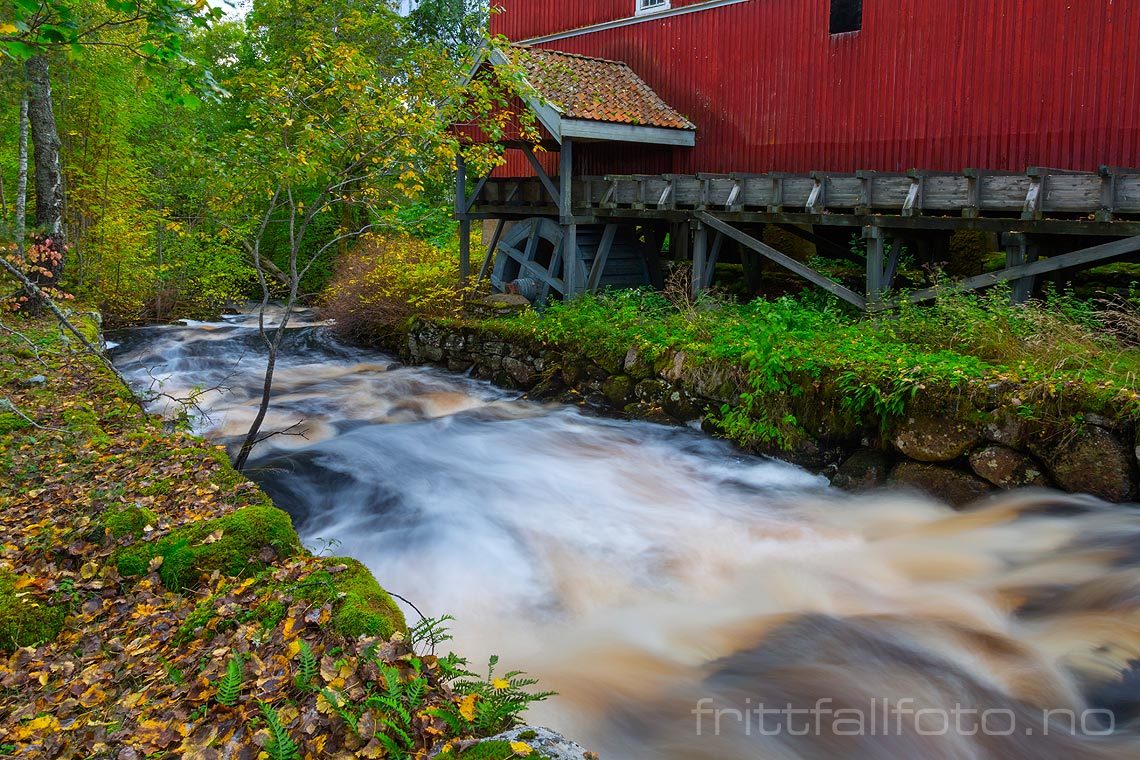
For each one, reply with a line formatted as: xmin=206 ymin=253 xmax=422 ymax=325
xmin=400 ymin=318 xmax=1140 ymax=506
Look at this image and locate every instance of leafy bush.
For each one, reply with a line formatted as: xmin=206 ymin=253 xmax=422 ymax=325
xmin=323 ymin=233 xmax=468 ymax=341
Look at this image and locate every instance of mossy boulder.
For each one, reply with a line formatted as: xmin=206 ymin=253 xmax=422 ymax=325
xmin=0 ymin=570 xmax=67 ymax=652
xmin=888 ymin=461 xmax=993 ymax=507
xmin=1044 ymin=425 xmax=1136 ymax=503
xmin=832 ymin=449 xmax=891 ymax=491
xmin=101 ymin=505 xmax=158 ymax=539
xmin=891 ymin=414 xmax=980 ymax=462
xmin=116 ymin=504 xmax=301 ymax=590
xmin=968 ymin=445 xmax=1048 ymax=489
xmin=601 ymin=375 xmax=635 ymax=406
xmin=298 ymin=558 xmax=406 ymax=640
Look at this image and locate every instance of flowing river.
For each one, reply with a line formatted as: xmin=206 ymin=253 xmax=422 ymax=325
xmin=110 ymin=312 xmax=1140 ymax=759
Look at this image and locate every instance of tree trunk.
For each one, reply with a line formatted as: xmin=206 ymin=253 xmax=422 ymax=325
xmin=25 ymin=56 xmax=64 ymax=245
xmin=15 ymin=96 xmax=28 ymax=257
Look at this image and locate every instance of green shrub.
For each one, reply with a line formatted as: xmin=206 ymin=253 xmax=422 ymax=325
xmin=322 ymin=233 xmax=469 ymax=342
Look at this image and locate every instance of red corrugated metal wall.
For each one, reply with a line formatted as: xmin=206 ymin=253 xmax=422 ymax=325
xmin=490 ymin=0 xmax=1140 ymax=178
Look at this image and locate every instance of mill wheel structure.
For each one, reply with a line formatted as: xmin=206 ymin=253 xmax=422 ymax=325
xmin=491 ymin=217 xmax=651 ymax=300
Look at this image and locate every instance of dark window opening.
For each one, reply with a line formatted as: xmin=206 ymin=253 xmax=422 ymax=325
xmin=830 ymin=0 xmax=862 ymax=34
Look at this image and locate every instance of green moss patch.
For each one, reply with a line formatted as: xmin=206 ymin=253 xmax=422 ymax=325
xmin=116 ymin=504 xmax=302 ymax=590
xmin=0 ymin=570 xmax=67 ymax=652
xmin=101 ymin=505 xmax=158 ymax=539
xmin=0 ymin=412 xmax=31 ymax=435
xmin=297 ymin=558 xmax=406 ymax=639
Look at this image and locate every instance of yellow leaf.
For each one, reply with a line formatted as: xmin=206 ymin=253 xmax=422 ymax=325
xmin=458 ymin=693 xmax=477 ymax=722
xmin=79 ymin=562 xmax=98 ymax=580
xmin=492 ymin=678 xmax=510 ymax=690
xmin=509 ymin=741 xmax=533 ymax=756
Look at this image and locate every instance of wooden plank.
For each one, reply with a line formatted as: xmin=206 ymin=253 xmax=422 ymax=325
xmin=905 ymin=235 xmax=1140 ymax=304
xmin=697 ymin=212 xmax=867 ymax=309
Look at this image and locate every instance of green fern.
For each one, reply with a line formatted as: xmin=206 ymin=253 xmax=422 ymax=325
xmin=293 ymin=640 xmax=318 ymax=692
xmin=259 ymin=702 xmax=300 ymax=760
xmin=215 ymin=655 xmax=243 ymax=707
xmin=321 ymin=687 xmax=359 ymax=733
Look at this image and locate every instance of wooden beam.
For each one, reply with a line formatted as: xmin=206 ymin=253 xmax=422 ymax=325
xmin=464 ymin=176 xmax=489 ymax=213
xmin=696 ymin=212 xmax=867 ymax=309
xmin=864 ymin=226 xmax=885 ymax=304
xmin=906 ymin=234 xmax=1140 ymax=304
xmin=456 ymin=154 xmax=470 ymax=279
xmin=704 ymin=230 xmax=724 ymax=287
xmin=523 ymin=146 xmax=561 ymax=207
xmin=691 ymin=221 xmax=708 ymax=298
xmin=559 ymin=138 xmax=574 ymax=222
xmin=587 ymin=223 xmax=619 ymax=292
xmin=476 ymin=219 xmax=505 ymax=282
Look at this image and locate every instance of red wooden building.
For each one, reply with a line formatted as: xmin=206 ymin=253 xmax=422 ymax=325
xmin=459 ymin=0 xmax=1140 ymax=306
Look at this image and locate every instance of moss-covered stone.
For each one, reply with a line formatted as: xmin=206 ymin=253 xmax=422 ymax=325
xmin=437 ymin=741 xmax=520 ymax=759
xmin=297 ymin=558 xmax=406 ymax=640
xmin=116 ymin=504 xmax=301 ymax=590
xmin=101 ymin=505 xmax=158 ymax=539
xmin=0 ymin=570 xmax=67 ymax=652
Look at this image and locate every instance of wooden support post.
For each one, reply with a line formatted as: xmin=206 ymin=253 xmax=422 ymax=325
xmin=864 ymin=226 xmax=885 ymax=304
xmin=476 ymin=219 xmax=505 ymax=282
xmin=691 ymin=220 xmax=708 ymax=298
xmin=456 ymin=153 xmax=471 ymax=280
xmin=559 ymin=138 xmax=582 ymax=296
xmin=1003 ymin=232 xmax=1037 ymax=304
xmin=705 ymin=231 xmax=724 ymax=287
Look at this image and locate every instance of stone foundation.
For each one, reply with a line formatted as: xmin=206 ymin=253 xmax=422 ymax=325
xmin=397 ymin=318 xmax=1140 ymax=506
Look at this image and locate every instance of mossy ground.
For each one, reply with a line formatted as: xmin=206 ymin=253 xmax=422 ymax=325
xmin=0 ymin=569 xmax=67 ymax=652
xmin=115 ymin=503 xmax=302 ymax=590
xmin=0 ymin=311 xmax=458 ymax=757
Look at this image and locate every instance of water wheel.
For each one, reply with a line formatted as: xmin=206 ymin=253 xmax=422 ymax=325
xmin=491 ymin=218 xmax=651 ymax=300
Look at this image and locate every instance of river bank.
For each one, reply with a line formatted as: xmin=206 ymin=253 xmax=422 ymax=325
xmin=0 ymin=310 xmax=554 ymax=759
xmin=369 ymin=295 xmax=1140 ymax=506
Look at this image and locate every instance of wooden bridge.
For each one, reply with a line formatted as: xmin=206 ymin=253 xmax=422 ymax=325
xmin=457 ymin=149 xmax=1140 ymax=311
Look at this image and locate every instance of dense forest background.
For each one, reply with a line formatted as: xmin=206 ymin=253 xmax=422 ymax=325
xmin=0 ymin=0 xmax=492 ymax=325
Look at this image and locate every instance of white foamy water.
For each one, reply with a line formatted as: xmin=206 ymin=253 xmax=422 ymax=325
xmin=112 ymin=314 xmax=1140 ymax=759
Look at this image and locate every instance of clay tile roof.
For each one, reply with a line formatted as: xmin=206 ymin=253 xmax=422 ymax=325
xmin=514 ymin=46 xmax=696 ymax=132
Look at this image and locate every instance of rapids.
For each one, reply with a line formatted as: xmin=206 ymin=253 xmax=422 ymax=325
xmin=111 ymin=312 xmax=1140 ymax=759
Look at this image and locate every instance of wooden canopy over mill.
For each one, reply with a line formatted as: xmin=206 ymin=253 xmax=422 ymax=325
xmin=455 ymin=0 xmax=1140 ymax=309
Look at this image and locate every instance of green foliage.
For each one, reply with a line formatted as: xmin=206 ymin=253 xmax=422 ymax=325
xmin=410 ymin=613 xmax=455 ymax=654
xmin=0 ymin=570 xmax=67 ymax=652
xmin=483 ymin=287 xmax=1140 ymax=448
xmin=323 ymin=234 xmax=471 ymax=341
xmin=214 ymin=653 xmax=244 ymax=707
xmin=293 ymin=640 xmax=318 ymax=693
xmin=259 ymin=701 xmax=301 ymax=760
xmin=431 ymin=654 xmax=556 ymax=739
xmin=115 ymin=503 xmax=302 ymax=590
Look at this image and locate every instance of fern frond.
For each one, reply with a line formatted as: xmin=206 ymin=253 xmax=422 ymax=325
xmin=215 ymin=655 xmax=243 ymax=707
xmin=293 ymin=640 xmax=317 ymax=692
xmin=259 ymin=702 xmax=300 ymax=760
